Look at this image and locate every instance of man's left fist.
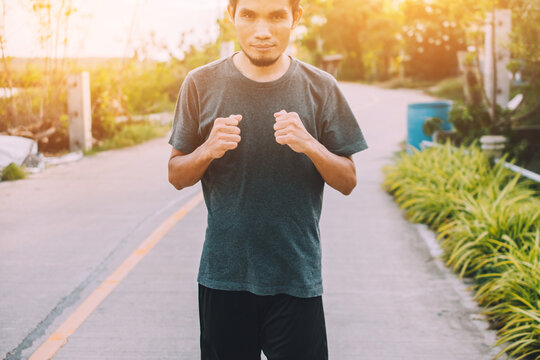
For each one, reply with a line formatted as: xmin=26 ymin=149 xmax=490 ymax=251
xmin=273 ymin=110 xmax=315 ymax=154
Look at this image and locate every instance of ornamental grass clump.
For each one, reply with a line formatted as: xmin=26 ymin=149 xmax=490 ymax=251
xmin=475 ymin=233 xmax=540 ymax=360
xmin=382 ymin=141 xmax=495 ymax=230
xmin=437 ymin=170 xmax=539 ymax=278
xmin=382 ymin=141 xmax=540 ymax=360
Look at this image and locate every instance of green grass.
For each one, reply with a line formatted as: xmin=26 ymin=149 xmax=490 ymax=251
xmin=374 ymin=76 xmax=465 ymax=102
xmin=83 ymin=121 xmax=170 ymax=156
xmin=426 ymin=76 xmax=465 ymax=102
xmin=1 ymin=163 xmax=26 ymax=181
xmin=374 ymin=77 xmax=439 ymax=90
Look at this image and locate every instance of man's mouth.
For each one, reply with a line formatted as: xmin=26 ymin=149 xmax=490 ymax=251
xmin=252 ymin=45 xmax=275 ymax=50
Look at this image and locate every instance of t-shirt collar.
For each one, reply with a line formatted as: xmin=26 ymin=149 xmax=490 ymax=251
xmin=227 ymin=51 xmax=297 ymax=89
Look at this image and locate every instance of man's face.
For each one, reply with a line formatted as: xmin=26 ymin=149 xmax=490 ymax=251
xmin=228 ymin=0 xmax=302 ymax=67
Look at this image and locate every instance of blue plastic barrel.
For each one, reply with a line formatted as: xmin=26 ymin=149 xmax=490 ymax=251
xmin=407 ymin=101 xmax=453 ymax=152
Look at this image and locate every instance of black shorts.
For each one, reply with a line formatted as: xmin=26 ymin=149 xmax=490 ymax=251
xmin=198 ymin=284 xmax=328 ymax=360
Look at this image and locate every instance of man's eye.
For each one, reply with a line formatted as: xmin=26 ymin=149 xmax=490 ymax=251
xmin=241 ymin=13 xmax=254 ymax=18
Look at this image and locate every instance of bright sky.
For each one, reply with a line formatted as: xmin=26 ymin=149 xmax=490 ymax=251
xmin=3 ymin=0 xmax=228 ymax=59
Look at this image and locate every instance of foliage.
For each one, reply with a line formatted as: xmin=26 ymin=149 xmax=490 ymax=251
xmin=382 ymin=142 xmax=540 ymax=359
xmin=475 ymin=235 xmax=540 ymax=360
xmin=91 ymin=121 xmax=170 ymax=153
xmin=383 ymin=142 xmax=499 ymax=230
xmin=446 ymin=101 xmax=515 ymax=142
xmin=508 ymin=0 xmax=540 ymax=79
xmin=427 ymin=76 xmax=465 ymax=102
xmin=506 ymin=128 xmax=540 ymax=175
xmin=89 ymin=64 xmax=124 ymax=140
xmin=121 ymin=60 xmax=184 ymax=115
xmin=422 ymin=117 xmax=443 ymax=137
xmin=441 ymin=0 xmax=540 ymax=128
xmin=181 ymin=42 xmax=220 ymax=73
xmin=298 ymin=0 xmax=333 ymax=66
xmin=303 ymin=0 xmax=401 ymax=81
xmin=1 ymin=162 xmax=26 ymax=181
xmin=399 ymin=0 xmax=467 ymax=80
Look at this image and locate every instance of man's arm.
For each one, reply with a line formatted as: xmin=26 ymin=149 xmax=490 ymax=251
xmin=168 ymin=146 xmax=213 ymax=190
xmin=304 ymin=144 xmax=357 ymax=196
xmin=168 ymin=115 xmax=242 ymax=190
xmin=273 ymin=110 xmax=357 ymax=195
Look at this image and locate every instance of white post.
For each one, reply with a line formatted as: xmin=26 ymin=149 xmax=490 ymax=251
xmin=67 ymin=72 xmax=92 ymax=152
xmin=484 ymin=9 xmax=512 ymax=108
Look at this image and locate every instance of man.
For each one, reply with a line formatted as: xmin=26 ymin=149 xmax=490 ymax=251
xmin=168 ymin=0 xmax=368 ymax=358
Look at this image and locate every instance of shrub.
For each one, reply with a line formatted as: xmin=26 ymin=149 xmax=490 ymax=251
xmin=475 ymin=233 xmax=540 ymax=360
xmin=1 ymin=163 xmax=26 ymax=181
xmin=427 ymin=76 xmax=465 ymax=102
xmin=383 ymin=142 xmax=540 ymax=359
xmin=93 ymin=121 xmax=170 ymax=152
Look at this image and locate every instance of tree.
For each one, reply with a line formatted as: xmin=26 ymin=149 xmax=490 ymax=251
xmin=0 ymin=0 xmax=17 ymax=130
xmin=507 ymin=0 xmax=540 ymax=126
xmin=361 ymin=1 xmax=401 ymax=81
xmin=319 ymin=0 xmax=375 ymax=79
xmin=24 ymin=0 xmax=76 ymax=122
xmin=400 ymin=0 xmax=467 ymax=80
xmin=300 ymin=0 xmax=402 ymax=81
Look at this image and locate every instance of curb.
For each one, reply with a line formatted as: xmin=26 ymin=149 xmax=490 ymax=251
xmin=412 ymin=223 xmax=511 ymax=360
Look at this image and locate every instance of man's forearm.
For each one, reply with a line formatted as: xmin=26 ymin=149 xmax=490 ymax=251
xmin=304 ymin=140 xmax=357 ymax=195
xmin=168 ymin=145 xmax=213 ymax=190
xmin=169 ymin=115 xmax=243 ymax=190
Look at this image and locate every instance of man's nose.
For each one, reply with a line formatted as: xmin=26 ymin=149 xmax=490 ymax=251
xmin=254 ymin=20 xmax=271 ymax=39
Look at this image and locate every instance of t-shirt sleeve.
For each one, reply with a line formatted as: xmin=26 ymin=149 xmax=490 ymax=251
xmin=168 ymin=73 xmax=202 ymax=153
xmin=319 ymin=80 xmax=368 ymax=157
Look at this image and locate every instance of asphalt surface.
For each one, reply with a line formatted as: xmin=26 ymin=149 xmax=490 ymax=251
xmin=1 ymin=83 xmax=503 ymax=359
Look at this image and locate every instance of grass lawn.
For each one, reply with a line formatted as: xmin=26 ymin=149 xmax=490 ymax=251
xmin=84 ymin=121 xmax=171 ymax=156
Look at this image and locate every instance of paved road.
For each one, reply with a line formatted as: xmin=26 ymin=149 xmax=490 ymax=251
xmin=1 ymin=83 xmax=500 ymax=359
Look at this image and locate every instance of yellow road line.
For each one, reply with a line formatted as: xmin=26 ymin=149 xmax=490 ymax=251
xmin=29 ymin=192 xmax=204 ymax=360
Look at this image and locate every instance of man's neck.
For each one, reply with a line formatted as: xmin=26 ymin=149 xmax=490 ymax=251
xmin=232 ymin=51 xmax=291 ymax=83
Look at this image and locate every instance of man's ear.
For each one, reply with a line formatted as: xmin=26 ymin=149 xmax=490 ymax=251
xmin=291 ymin=6 xmax=303 ymax=29
xmin=227 ymin=4 xmax=236 ymax=23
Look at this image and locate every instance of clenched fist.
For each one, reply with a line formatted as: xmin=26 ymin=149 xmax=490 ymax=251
xmin=273 ymin=110 xmax=315 ymax=154
xmin=203 ymin=114 xmax=242 ymax=159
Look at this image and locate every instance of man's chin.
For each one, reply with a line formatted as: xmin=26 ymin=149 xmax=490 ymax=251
xmin=244 ymin=52 xmax=281 ymax=67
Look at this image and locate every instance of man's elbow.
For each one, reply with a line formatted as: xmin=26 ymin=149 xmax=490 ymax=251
xmin=168 ymin=162 xmax=184 ymax=190
xmin=340 ymin=176 xmax=357 ymax=196
xmin=339 ymin=167 xmax=357 ymax=195
xmin=168 ymin=173 xmax=183 ymax=190
xmin=337 ymin=156 xmax=358 ymax=195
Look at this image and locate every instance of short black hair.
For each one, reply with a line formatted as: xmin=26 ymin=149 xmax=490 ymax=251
xmin=229 ymin=0 xmax=301 ymax=18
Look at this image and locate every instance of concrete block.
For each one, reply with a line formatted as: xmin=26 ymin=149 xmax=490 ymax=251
xmin=67 ymin=72 xmax=92 ymax=152
xmin=484 ymin=9 xmax=512 ymax=108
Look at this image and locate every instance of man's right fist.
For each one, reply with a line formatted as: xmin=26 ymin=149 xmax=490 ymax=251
xmin=203 ymin=114 xmax=242 ymax=160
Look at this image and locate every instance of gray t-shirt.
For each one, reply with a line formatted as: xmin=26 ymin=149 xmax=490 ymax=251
xmin=169 ymin=52 xmax=368 ymax=298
